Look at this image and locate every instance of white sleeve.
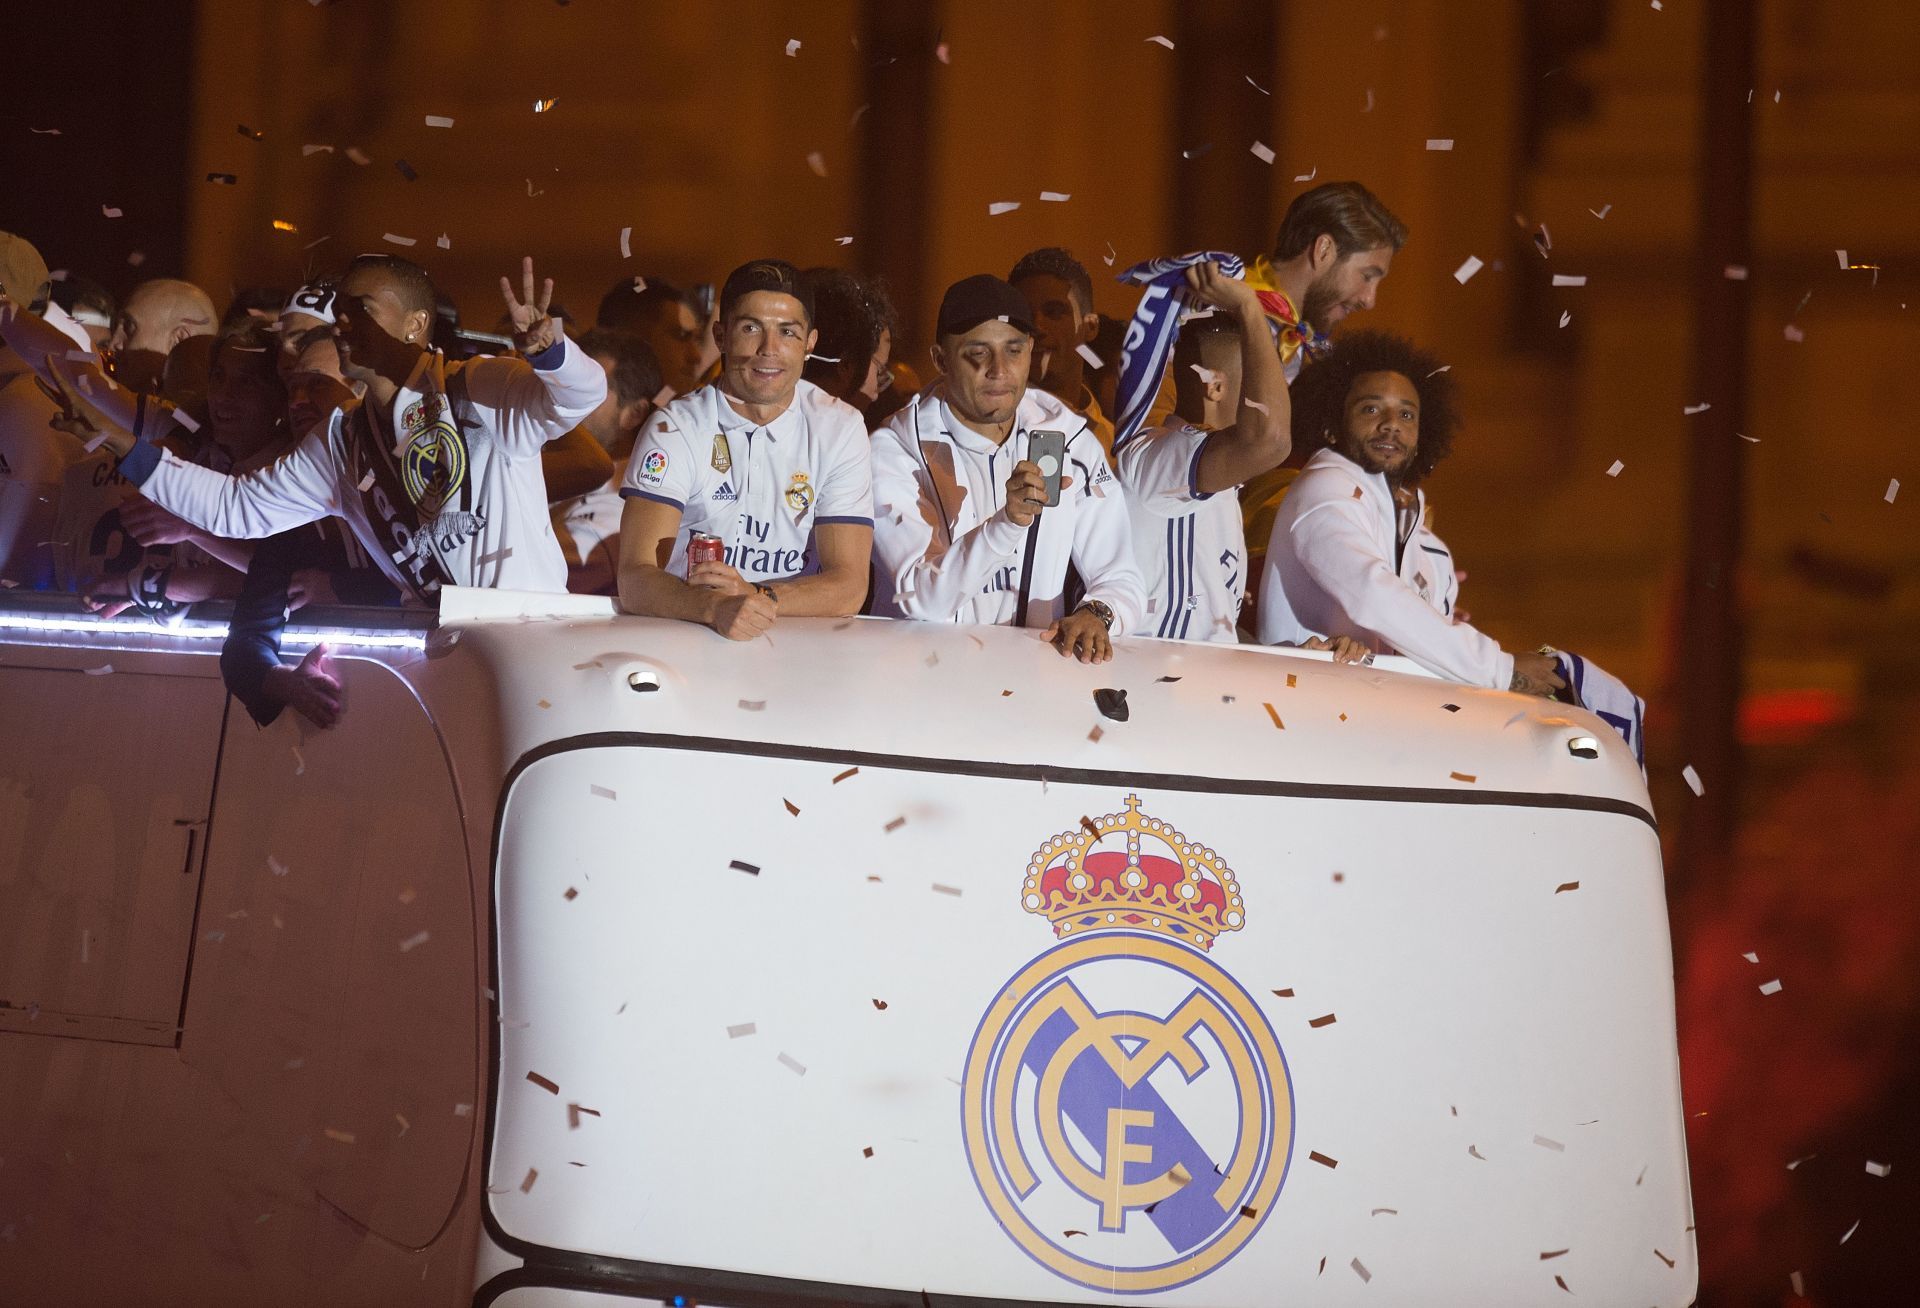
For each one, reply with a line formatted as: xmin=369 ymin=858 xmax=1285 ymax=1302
xmin=461 ymin=336 xmax=608 ymax=460
xmin=1116 ymin=425 xmax=1215 ymax=519
xmin=620 ymin=410 xmax=700 ymax=509
xmin=814 ymin=413 xmax=874 ymax=525
xmin=1066 ymin=438 xmax=1148 ymax=636
xmin=1288 ymin=498 xmax=1514 ymax=689
xmin=130 ymin=420 xmax=341 ymax=540
xmin=870 ymin=429 xmax=1028 ymax=622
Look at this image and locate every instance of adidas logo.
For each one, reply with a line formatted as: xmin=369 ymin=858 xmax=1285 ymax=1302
xmin=713 ymin=481 xmax=737 ymax=502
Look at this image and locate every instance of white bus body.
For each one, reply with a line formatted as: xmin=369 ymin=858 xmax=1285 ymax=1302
xmin=0 ymin=590 xmax=1695 ymax=1306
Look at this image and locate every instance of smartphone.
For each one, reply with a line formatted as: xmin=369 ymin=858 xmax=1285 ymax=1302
xmin=1028 ymin=429 xmax=1067 ymax=507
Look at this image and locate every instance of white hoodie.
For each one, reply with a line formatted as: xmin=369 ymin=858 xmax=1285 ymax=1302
xmin=1255 ymin=446 xmax=1513 ymax=690
xmin=117 ymin=336 xmax=605 ymax=598
xmin=870 ymin=386 xmax=1146 ymax=634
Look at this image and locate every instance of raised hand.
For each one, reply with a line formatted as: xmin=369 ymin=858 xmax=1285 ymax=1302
xmin=499 ymin=255 xmax=559 ymax=356
xmin=1183 ymin=260 xmax=1259 ymax=315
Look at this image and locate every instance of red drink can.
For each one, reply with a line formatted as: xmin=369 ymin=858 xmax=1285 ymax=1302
xmin=686 ymin=532 xmax=725 ymax=570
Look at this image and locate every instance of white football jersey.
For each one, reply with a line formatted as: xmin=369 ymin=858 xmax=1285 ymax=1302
xmin=1116 ymin=421 xmax=1248 ymax=643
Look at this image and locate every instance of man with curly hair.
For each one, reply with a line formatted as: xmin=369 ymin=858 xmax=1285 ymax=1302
xmin=1255 ymin=330 xmax=1566 ymax=696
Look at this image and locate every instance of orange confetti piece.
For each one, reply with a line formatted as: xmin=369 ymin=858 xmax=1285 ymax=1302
xmin=526 ymin=1071 xmax=559 ymax=1095
xmin=1450 ymin=770 xmax=1477 ymax=783
xmin=1264 ymin=702 xmax=1284 ymax=729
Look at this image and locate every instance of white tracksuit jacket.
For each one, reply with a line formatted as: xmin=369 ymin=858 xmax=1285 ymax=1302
xmin=117 ymin=337 xmax=606 ymax=597
xmin=1255 ymin=446 xmax=1513 ymax=690
xmin=870 ymin=386 xmax=1147 ymax=635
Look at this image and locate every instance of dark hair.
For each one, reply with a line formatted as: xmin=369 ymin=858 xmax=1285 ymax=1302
xmin=719 ymin=259 xmax=812 ymax=326
xmin=50 ymin=275 xmax=115 ymax=325
xmin=798 ymin=268 xmax=892 ymax=385
xmin=597 ymin=277 xmax=690 ymax=333
xmin=1171 ymin=313 xmax=1243 ymax=405
xmin=220 ymin=286 xmax=289 ymax=335
xmin=575 ymin=328 xmax=663 ymax=410
xmin=1272 ymin=182 xmax=1409 ymax=263
xmin=1289 ymin=330 xmax=1458 ymax=484
xmin=344 ymin=253 xmax=439 ymax=317
xmin=1009 ymin=247 xmax=1095 ymax=315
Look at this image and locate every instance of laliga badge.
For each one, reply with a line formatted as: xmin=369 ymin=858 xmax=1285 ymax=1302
xmin=710 ymin=433 xmax=732 ymax=473
xmin=785 ymin=472 xmax=813 ymax=513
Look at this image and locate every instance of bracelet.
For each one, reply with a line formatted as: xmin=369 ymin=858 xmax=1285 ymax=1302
xmin=753 ymin=583 xmax=778 ymax=602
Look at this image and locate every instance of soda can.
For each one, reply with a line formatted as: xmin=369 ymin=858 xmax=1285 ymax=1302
xmin=687 ymin=532 xmax=725 ymax=570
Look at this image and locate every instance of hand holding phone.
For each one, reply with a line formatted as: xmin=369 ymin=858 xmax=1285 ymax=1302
xmin=1027 ymin=429 xmax=1067 ymax=507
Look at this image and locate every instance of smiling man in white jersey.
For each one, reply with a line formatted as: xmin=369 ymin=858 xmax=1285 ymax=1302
xmin=1116 ymin=261 xmax=1291 ymax=643
xmin=870 ymin=274 xmax=1146 ymax=664
xmin=616 ymin=259 xmax=873 ymax=641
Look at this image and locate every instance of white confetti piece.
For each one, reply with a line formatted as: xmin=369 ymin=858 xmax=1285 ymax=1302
xmin=169 ymin=409 xmax=201 ymax=433
xmin=1146 ymin=34 xmax=1175 ymax=49
xmin=727 ymin=1022 xmax=757 ymax=1039
xmin=1453 ymin=255 xmax=1484 ymax=284
xmin=1866 ymin=1160 xmax=1892 ymax=1177
xmin=1835 ymin=248 xmax=1848 ymax=269
xmin=1743 ymin=950 xmax=1759 ymax=963
xmin=590 ymin=784 xmax=616 ymax=800
xmin=435 ymin=233 xmax=450 ymax=249
xmin=399 ymin=930 xmax=431 ymax=953
xmin=80 ymin=929 xmax=90 ymax=963
xmin=1682 ymin=765 xmax=1704 ymax=795
xmin=1292 ymin=165 xmax=1317 ymax=182
xmin=357 ymin=470 xmax=376 ymax=491
xmin=806 ymin=151 xmax=827 ymax=177
xmin=1886 ymin=479 xmax=1900 ymax=503
xmin=935 ymin=41 xmax=949 ymax=64
xmin=988 ymin=201 xmax=1021 ymax=216
xmin=1559 ymin=310 xmax=1572 ymax=328
xmin=777 ymin=1051 xmax=807 ymax=1076
xmin=1103 ymin=241 xmax=1117 ymax=267
xmin=1652 ymin=0 xmax=1663 ymax=9
xmin=1724 ymin=264 xmax=1749 ymax=280
xmin=533 ymin=98 xmax=557 ymax=113
xmin=931 ymin=883 xmax=963 ymax=897
xmin=618 ymin=227 xmax=632 ymax=259
xmin=1426 ymin=138 xmax=1454 ymax=150
xmin=345 ymin=146 xmax=371 ymax=165
xmin=101 ymin=205 xmax=123 ymax=218
xmin=1683 ymin=401 xmax=1712 ymax=415
xmin=1790 ymin=1271 xmax=1805 ymax=1296
xmin=1249 ymin=140 xmax=1276 ymax=165
xmin=84 ymin=663 xmax=114 ymax=676
xmin=1784 ymin=323 xmax=1805 ymax=342
xmin=1551 ymin=274 xmax=1588 ymax=287
xmin=1075 ymin=343 xmax=1104 ymax=369
xmin=301 ymin=143 xmax=333 ymax=156
xmin=268 ymin=856 xmax=290 ymax=877
xmin=1739 ymin=432 xmax=1760 ymax=442
xmin=1607 ymin=460 xmax=1625 ymax=477
xmin=1759 ymin=978 xmax=1783 ymax=995
xmin=1590 ymin=203 xmax=1613 ymax=219
xmin=424 ymin=115 xmax=454 ymax=128
xmin=291 ymin=746 xmax=305 ymax=775
xmin=784 ymin=38 xmax=801 ymax=56
xmin=1039 ymin=191 xmax=1071 ymax=202
xmin=454 ymin=1103 xmax=473 ymax=1117
xmin=1840 ymin=1218 xmax=1860 ymax=1244
xmin=383 ymin=233 xmax=417 ymax=247
xmin=1534 ymin=1134 xmax=1566 ymax=1152
xmin=395 ymin=1113 xmax=410 ymax=1135
xmin=1787 ymin=1153 xmax=1816 ymax=1169
xmin=834 ymin=236 xmax=853 ymax=245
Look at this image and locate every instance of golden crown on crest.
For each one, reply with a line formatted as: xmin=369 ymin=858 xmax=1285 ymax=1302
xmin=1022 ymin=795 xmax=1245 ymax=950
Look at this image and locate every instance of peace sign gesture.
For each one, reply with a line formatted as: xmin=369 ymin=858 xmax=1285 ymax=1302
xmin=500 ymin=255 xmax=559 ymax=356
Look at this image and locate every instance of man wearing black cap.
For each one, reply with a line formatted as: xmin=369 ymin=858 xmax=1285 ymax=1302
xmin=869 ymin=274 xmax=1145 ymax=663
xmin=616 ymin=258 xmax=872 ymax=640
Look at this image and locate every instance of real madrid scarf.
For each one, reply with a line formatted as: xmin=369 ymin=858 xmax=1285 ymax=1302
xmin=1112 ymin=251 xmax=1244 ymax=454
xmin=1550 ymin=650 xmax=1648 ymax=775
xmin=345 ymin=353 xmax=477 ymax=601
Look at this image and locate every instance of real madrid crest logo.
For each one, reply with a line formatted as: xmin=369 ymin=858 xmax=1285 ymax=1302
xmin=400 ymin=398 xmax=468 ymax=520
xmin=961 ymin=795 xmax=1293 ymax=1294
xmin=784 ymin=472 xmax=813 ymax=513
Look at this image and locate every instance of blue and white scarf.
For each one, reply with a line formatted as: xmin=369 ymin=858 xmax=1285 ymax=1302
xmin=1553 ymin=650 xmax=1647 ymax=774
xmin=1112 ymin=251 xmax=1245 ymax=453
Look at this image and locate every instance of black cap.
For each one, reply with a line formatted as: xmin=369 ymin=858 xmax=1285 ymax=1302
xmin=719 ymin=259 xmax=813 ymax=325
xmin=936 ymin=274 xmax=1036 ymax=339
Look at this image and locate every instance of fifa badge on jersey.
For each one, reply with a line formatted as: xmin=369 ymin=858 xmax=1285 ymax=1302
xmin=784 ymin=472 xmax=813 ymax=513
xmin=639 ymin=449 xmax=668 ymax=485
xmin=962 ymin=795 xmax=1291 ymax=1294
xmin=710 ymin=434 xmax=732 ymax=473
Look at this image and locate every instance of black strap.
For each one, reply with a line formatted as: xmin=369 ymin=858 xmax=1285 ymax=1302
xmin=1012 ymin=517 xmax=1041 ymax=627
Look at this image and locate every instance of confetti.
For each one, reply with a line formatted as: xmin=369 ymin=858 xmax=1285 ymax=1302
xmin=398 ymin=930 xmax=431 ymax=953
xmin=988 ymin=201 xmax=1021 ymax=216
xmin=566 ymin=1103 xmax=600 ymax=1129
xmin=30 ymin=126 xmax=61 ymax=135
xmin=1426 ymin=138 xmax=1454 ymax=150
xmin=1103 ymin=241 xmax=1117 ymax=267
xmin=884 ymin=817 xmax=908 ymax=833
xmin=526 ymin=1071 xmax=559 ymax=1095
xmin=1468 ymin=1144 xmax=1486 ymax=1159
xmin=935 ymin=41 xmax=950 ymax=64
xmin=292 ymin=746 xmax=305 ymax=775
xmin=619 ymin=227 xmax=631 ymax=258
xmin=272 ymin=219 xmax=298 ymax=233
xmin=1682 ymin=765 xmax=1705 ymax=795
xmin=454 ymin=1103 xmax=473 ymax=1117
xmin=590 ymin=784 xmax=616 ymax=800
xmin=520 ymin=1168 xmax=538 ymax=1193
xmin=1835 ymin=248 xmax=1848 ymax=269
xmin=84 ymin=664 xmax=114 ymax=676
xmin=832 ymin=767 xmax=859 ymax=784
xmin=268 ymin=856 xmax=290 ymax=877
xmin=834 ymin=235 xmax=853 ymax=245
xmin=931 ymin=883 xmax=963 ymax=897
xmin=394 ymin=159 xmax=419 ymax=182
xmin=1146 ymin=34 xmax=1175 ymax=49
xmin=534 ymin=98 xmax=557 ymax=113
xmin=206 ymin=172 xmax=237 ymax=185
xmin=1249 ymin=140 xmax=1276 ymax=165
xmin=382 ymin=233 xmax=418 ymax=247
xmin=1784 ymin=323 xmax=1804 ymax=342
xmin=1791 ymin=1271 xmax=1805 ymax=1296
xmin=1683 ymin=401 xmax=1712 ymax=415
xmin=1351 ymin=1258 xmax=1371 ymax=1283
xmin=777 ymin=1052 xmax=807 ymax=1076
xmin=1264 ymin=702 xmax=1284 ymax=729
xmin=1887 ymin=479 xmax=1900 ymax=503
xmin=1560 ymin=310 xmax=1572 ymax=328
xmin=1040 ymin=190 xmax=1071 ymax=202
xmin=871 ymin=999 xmax=889 ymax=1010
xmin=1840 ymin=1219 xmax=1860 ymax=1244
xmin=1450 ymin=771 xmax=1477 ymax=783
xmin=1308 ymin=1013 xmax=1337 ymax=1028
xmin=395 ymin=1113 xmax=410 ymax=1135
xmin=1074 ymin=342 xmax=1104 ymax=370
xmin=806 ymin=151 xmax=827 ymax=177
xmin=727 ymin=1022 xmax=757 ymax=1039
xmin=424 ymin=115 xmax=454 ymax=128
xmin=785 ymin=38 xmax=801 ymax=56
xmin=563 ymin=887 xmax=578 ymax=901
xmin=301 ymin=143 xmax=333 ymax=156
xmin=1551 ymin=274 xmax=1588 ymax=287
xmin=1271 ymin=988 xmax=1295 ymax=997
xmin=783 ymin=798 xmax=800 ymax=816
xmin=324 ymin=1128 xmax=356 ymax=1144
xmin=1606 ymin=460 xmax=1625 ymax=477
xmin=1453 ymin=256 xmax=1484 ymax=284
xmin=863 ymin=1146 xmax=874 ymax=1158
xmin=1534 ymin=1134 xmax=1566 ymax=1152
xmin=1867 ymin=1160 xmax=1892 ymax=1177
xmin=728 ymin=859 xmax=760 ymax=876
xmin=1246 ymin=74 xmax=1271 ymax=95
xmin=1743 ymin=950 xmax=1759 ymax=963
xmin=1087 ymin=724 xmax=1105 ymax=743
xmin=1759 ymin=978 xmax=1783 ymax=995
xmin=1554 ymin=1276 xmax=1572 ymax=1293
xmin=1371 ymin=1207 xmax=1399 ymax=1216
xmin=738 ymin=698 xmax=766 ymax=711
xmin=1555 ymin=881 xmax=1581 ymax=893
xmin=1540 ymin=1249 xmax=1570 ymax=1260
xmin=101 ymin=205 xmax=124 ymax=218
xmin=1590 ymin=203 xmax=1613 ymax=218
xmin=1308 ymin=1150 xmax=1338 ymax=1168
xmin=1724 ymin=264 xmax=1749 ymax=280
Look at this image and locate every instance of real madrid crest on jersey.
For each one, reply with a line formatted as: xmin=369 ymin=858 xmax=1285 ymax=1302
xmin=961 ymin=795 xmax=1293 ymax=1294
xmin=785 ymin=472 xmax=813 ymax=513
xmin=399 ymin=394 xmax=468 ymax=520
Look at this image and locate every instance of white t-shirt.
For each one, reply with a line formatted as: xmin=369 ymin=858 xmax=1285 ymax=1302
xmin=553 ymin=465 xmax=626 ymax=594
xmin=869 ymin=386 xmax=1147 ymax=634
xmin=620 ymin=379 xmax=872 ymax=583
xmin=1116 ymin=421 xmax=1247 ymax=643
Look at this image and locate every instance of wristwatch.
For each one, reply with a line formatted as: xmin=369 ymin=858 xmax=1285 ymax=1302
xmin=753 ymin=583 xmax=778 ymax=603
xmin=1077 ymin=599 xmax=1115 ymax=631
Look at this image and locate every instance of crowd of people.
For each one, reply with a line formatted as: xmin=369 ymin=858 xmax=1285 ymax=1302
xmin=0 ymin=180 xmax=1582 ymax=729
